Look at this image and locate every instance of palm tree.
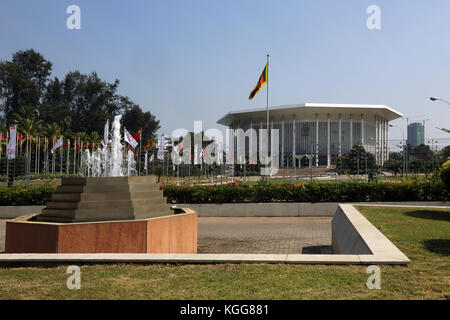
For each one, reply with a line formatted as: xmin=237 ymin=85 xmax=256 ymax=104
xmin=15 ymin=116 xmax=43 ymax=176
xmin=88 ymin=131 xmax=100 ymax=149
xmin=43 ymin=123 xmax=61 ymax=173
xmin=61 ymin=118 xmax=72 ymax=139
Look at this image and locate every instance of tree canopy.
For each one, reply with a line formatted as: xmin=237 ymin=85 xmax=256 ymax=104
xmin=0 ymin=49 xmax=160 ymax=143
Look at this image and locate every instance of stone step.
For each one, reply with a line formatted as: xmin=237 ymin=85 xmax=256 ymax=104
xmin=76 ymin=198 xmax=167 ymax=209
xmin=40 ymin=208 xmax=76 ymax=218
xmin=51 ymin=193 xmax=82 ymax=202
xmin=36 ymin=215 xmax=74 ymax=223
xmin=81 ymin=183 xmax=159 ymax=193
xmin=62 ymin=176 xmax=158 ymax=186
xmin=79 ymin=190 xmax=163 ymax=201
xmin=46 ymin=201 xmax=79 ymax=209
xmin=128 ymin=176 xmax=158 ymax=184
xmin=45 ymin=199 xmax=170 ymax=214
xmin=61 ymin=178 xmax=88 ymax=186
xmin=56 ymin=185 xmax=85 ymax=193
xmin=130 ymin=190 xmax=165 ymax=200
xmin=133 ymin=203 xmax=172 ymax=215
xmin=135 ymin=210 xmax=172 ymax=220
xmin=75 ymin=209 xmax=135 ymax=221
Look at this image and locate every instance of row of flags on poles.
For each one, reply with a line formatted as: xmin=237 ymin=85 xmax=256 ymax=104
xmin=2 ymin=123 xmax=156 ymax=162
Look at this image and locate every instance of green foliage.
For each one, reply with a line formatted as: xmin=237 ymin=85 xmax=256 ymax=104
xmin=122 ymin=105 xmax=160 ymax=143
xmin=0 ymin=184 xmax=55 ymax=206
xmin=336 ymin=145 xmax=377 ymax=174
xmin=162 ymin=180 xmax=449 ymax=204
xmin=384 ymin=159 xmax=402 ymax=174
xmin=440 ymin=145 xmax=450 ymax=161
xmin=0 ymin=49 xmax=160 ymax=139
xmin=440 ymin=159 xmax=450 ymax=191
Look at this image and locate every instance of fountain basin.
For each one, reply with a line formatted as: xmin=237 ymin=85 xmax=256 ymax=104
xmin=5 ymin=210 xmax=197 ymax=254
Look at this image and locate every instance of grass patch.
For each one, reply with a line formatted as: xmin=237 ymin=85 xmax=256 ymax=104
xmin=0 ymin=206 xmax=449 ymax=299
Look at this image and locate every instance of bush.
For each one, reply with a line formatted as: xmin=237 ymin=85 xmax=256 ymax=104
xmin=440 ymin=158 xmax=450 ymax=191
xmin=162 ymin=180 xmax=449 ymax=204
xmin=0 ymin=184 xmax=56 ymax=206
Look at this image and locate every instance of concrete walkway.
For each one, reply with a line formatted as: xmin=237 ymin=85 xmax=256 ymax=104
xmin=0 ymin=220 xmax=6 ymax=252
xmin=198 ymin=217 xmax=332 ymax=254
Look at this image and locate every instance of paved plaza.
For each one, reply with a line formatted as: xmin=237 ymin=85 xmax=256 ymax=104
xmin=198 ymin=217 xmax=333 ymax=254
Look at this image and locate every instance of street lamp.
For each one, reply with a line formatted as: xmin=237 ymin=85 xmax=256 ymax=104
xmin=430 ymin=97 xmax=450 ymax=106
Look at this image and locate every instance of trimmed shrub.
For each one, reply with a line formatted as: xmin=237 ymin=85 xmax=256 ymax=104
xmin=162 ymin=181 xmax=449 ymax=204
xmin=0 ymin=184 xmax=55 ymax=206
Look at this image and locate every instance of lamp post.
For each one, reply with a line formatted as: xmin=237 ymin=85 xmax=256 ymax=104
xmin=430 ymin=97 xmax=450 ymax=106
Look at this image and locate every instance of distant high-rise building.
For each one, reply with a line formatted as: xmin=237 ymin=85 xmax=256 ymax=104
xmin=407 ymin=122 xmax=424 ymax=148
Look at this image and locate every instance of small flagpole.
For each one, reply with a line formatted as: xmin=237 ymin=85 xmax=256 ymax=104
xmin=266 ymin=54 xmax=270 ymax=180
xmin=138 ymin=128 xmax=142 ymax=176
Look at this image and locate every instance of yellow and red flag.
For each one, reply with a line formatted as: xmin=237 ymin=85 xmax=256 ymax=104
xmin=134 ymin=129 xmax=142 ymax=142
xmin=248 ymin=63 xmax=268 ymax=100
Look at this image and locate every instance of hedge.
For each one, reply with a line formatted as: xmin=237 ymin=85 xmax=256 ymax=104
xmin=0 ymin=185 xmax=55 ymax=206
xmin=0 ymin=180 xmax=448 ymax=206
xmin=162 ymin=181 xmax=450 ymax=204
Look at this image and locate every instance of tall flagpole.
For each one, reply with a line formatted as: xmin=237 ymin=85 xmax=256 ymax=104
xmin=266 ymin=54 xmax=270 ymax=179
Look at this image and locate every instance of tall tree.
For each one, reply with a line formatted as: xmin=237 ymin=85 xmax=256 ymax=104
xmin=0 ymin=49 xmax=52 ymax=126
xmin=12 ymin=49 xmax=52 ymax=98
xmin=122 ymin=104 xmax=160 ymax=142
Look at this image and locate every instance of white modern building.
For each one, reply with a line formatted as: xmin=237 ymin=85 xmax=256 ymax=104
xmin=217 ymin=103 xmax=403 ymax=168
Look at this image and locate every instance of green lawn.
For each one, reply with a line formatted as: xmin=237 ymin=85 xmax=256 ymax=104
xmin=0 ymin=206 xmax=448 ymax=300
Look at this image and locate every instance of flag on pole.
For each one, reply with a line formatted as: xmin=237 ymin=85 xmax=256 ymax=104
xmin=248 ymin=63 xmax=268 ymax=100
xmin=157 ymin=134 xmax=165 ymax=160
xmin=144 ymin=137 xmax=154 ymax=151
xmin=51 ymin=136 xmax=63 ymax=153
xmin=149 ymin=153 xmax=154 ymax=163
xmin=104 ymin=120 xmax=109 ymax=146
xmin=144 ymin=151 xmax=148 ymax=170
xmin=124 ymin=128 xmax=138 ymax=149
xmin=133 ymin=129 xmax=142 ymax=142
xmin=7 ymin=126 xmax=17 ymax=159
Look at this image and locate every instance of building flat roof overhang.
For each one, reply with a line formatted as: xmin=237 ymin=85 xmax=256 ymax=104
xmin=217 ymin=103 xmax=404 ymax=127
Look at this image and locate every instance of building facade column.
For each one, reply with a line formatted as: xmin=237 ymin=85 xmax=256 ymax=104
xmin=315 ymin=113 xmax=319 ymax=167
xmin=361 ymin=114 xmax=365 ymax=148
xmin=381 ymin=118 xmax=386 ymax=165
xmin=281 ymin=119 xmax=285 ymax=168
xmin=385 ymin=120 xmax=389 ymax=162
xmin=375 ymin=116 xmax=379 ymax=165
xmin=249 ymin=121 xmax=253 ymax=162
xmin=292 ymin=117 xmax=296 ymax=169
xmin=327 ymin=114 xmax=331 ymax=168
xmin=338 ymin=114 xmax=342 ymax=157
xmin=349 ymin=114 xmax=353 ymax=149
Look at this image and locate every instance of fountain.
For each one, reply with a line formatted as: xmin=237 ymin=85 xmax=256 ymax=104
xmin=80 ymin=114 xmax=134 ymax=177
xmin=5 ymin=115 xmax=198 ymax=254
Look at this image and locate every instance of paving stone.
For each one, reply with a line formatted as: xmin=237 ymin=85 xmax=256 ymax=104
xmin=198 ymin=217 xmax=332 ymax=254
